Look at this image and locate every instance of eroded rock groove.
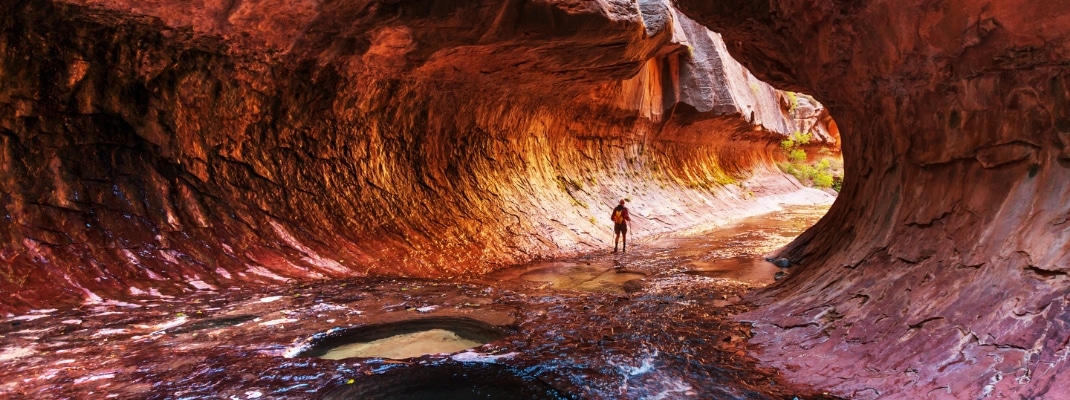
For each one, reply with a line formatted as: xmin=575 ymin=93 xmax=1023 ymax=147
xmin=1 ymin=1 xmax=833 ymax=314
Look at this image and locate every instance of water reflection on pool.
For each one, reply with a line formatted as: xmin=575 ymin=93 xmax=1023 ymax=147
xmin=518 ymin=262 xmax=647 ymax=293
xmin=0 ymin=204 xmax=833 ymax=399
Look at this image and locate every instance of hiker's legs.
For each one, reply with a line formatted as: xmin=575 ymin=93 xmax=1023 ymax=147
xmin=613 ymin=233 xmax=620 ymax=252
xmin=622 ymin=234 xmax=626 ymax=252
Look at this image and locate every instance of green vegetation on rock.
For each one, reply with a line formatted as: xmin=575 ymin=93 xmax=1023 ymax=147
xmin=777 ymin=132 xmax=843 ymax=191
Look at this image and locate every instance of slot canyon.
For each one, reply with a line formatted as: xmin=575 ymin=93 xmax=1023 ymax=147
xmin=0 ymin=0 xmax=1066 ymax=399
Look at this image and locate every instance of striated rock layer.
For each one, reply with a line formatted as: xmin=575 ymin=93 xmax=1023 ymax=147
xmin=674 ymin=0 xmax=1070 ymax=398
xmin=0 ymin=1 xmax=832 ymax=313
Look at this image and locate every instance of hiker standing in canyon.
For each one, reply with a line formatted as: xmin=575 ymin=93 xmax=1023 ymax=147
xmin=611 ymin=199 xmax=631 ymax=253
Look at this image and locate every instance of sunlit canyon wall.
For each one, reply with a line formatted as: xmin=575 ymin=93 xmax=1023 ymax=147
xmin=0 ymin=1 xmax=834 ymax=313
xmin=674 ymin=0 xmax=1070 ymax=398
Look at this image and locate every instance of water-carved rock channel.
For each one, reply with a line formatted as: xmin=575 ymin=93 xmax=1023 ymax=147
xmin=0 ymin=204 xmax=833 ymax=399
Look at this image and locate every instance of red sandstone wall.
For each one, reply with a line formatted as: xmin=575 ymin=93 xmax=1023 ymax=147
xmin=675 ymin=0 xmax=1070 ymax=398
xmin=0 ymin=1 xmax=829 ymax=312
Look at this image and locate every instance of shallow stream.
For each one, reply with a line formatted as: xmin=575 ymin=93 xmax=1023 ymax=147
xmin=0 ymin=205 xmax=832 ymax=399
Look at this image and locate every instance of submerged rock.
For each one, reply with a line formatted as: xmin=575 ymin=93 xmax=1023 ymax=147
xmin=764 ymin=257 xmax=790 ymax=268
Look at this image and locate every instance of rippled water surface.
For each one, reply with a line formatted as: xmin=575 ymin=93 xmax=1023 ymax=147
xmin=0 ymin=205 xmax=833 ymax=399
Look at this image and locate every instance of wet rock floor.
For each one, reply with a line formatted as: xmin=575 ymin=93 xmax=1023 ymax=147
xmin=0 ymin=205 xmax=837 ymax=399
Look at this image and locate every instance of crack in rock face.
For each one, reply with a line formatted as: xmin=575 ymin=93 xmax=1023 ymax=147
xmin=675 ymin=0 xmax=1070 ymax=398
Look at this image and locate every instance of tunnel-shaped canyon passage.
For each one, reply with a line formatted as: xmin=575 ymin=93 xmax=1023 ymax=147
xmin=0 ymin=0 xmax=836 ymax=310
xmin=1 ymin=0 xmax=1067 ymax=399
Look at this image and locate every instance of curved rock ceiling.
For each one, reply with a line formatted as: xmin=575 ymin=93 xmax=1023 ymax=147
xmin=0 ymin=0 xmax=832 ymax=312
xmin=675 ymin=0 xmax=1070 ymax=398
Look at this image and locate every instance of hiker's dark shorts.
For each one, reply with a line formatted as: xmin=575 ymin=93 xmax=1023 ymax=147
xmin=614 ymin=223 xmax=627 ymax=235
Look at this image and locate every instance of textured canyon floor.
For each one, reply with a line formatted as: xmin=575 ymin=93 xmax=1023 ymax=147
xmin=0 ymin=194 xmax=838 ymax=399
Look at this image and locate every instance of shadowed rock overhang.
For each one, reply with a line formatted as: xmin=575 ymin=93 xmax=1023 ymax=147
xmin=675 ymin=0 xmax=1070 ymax=398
